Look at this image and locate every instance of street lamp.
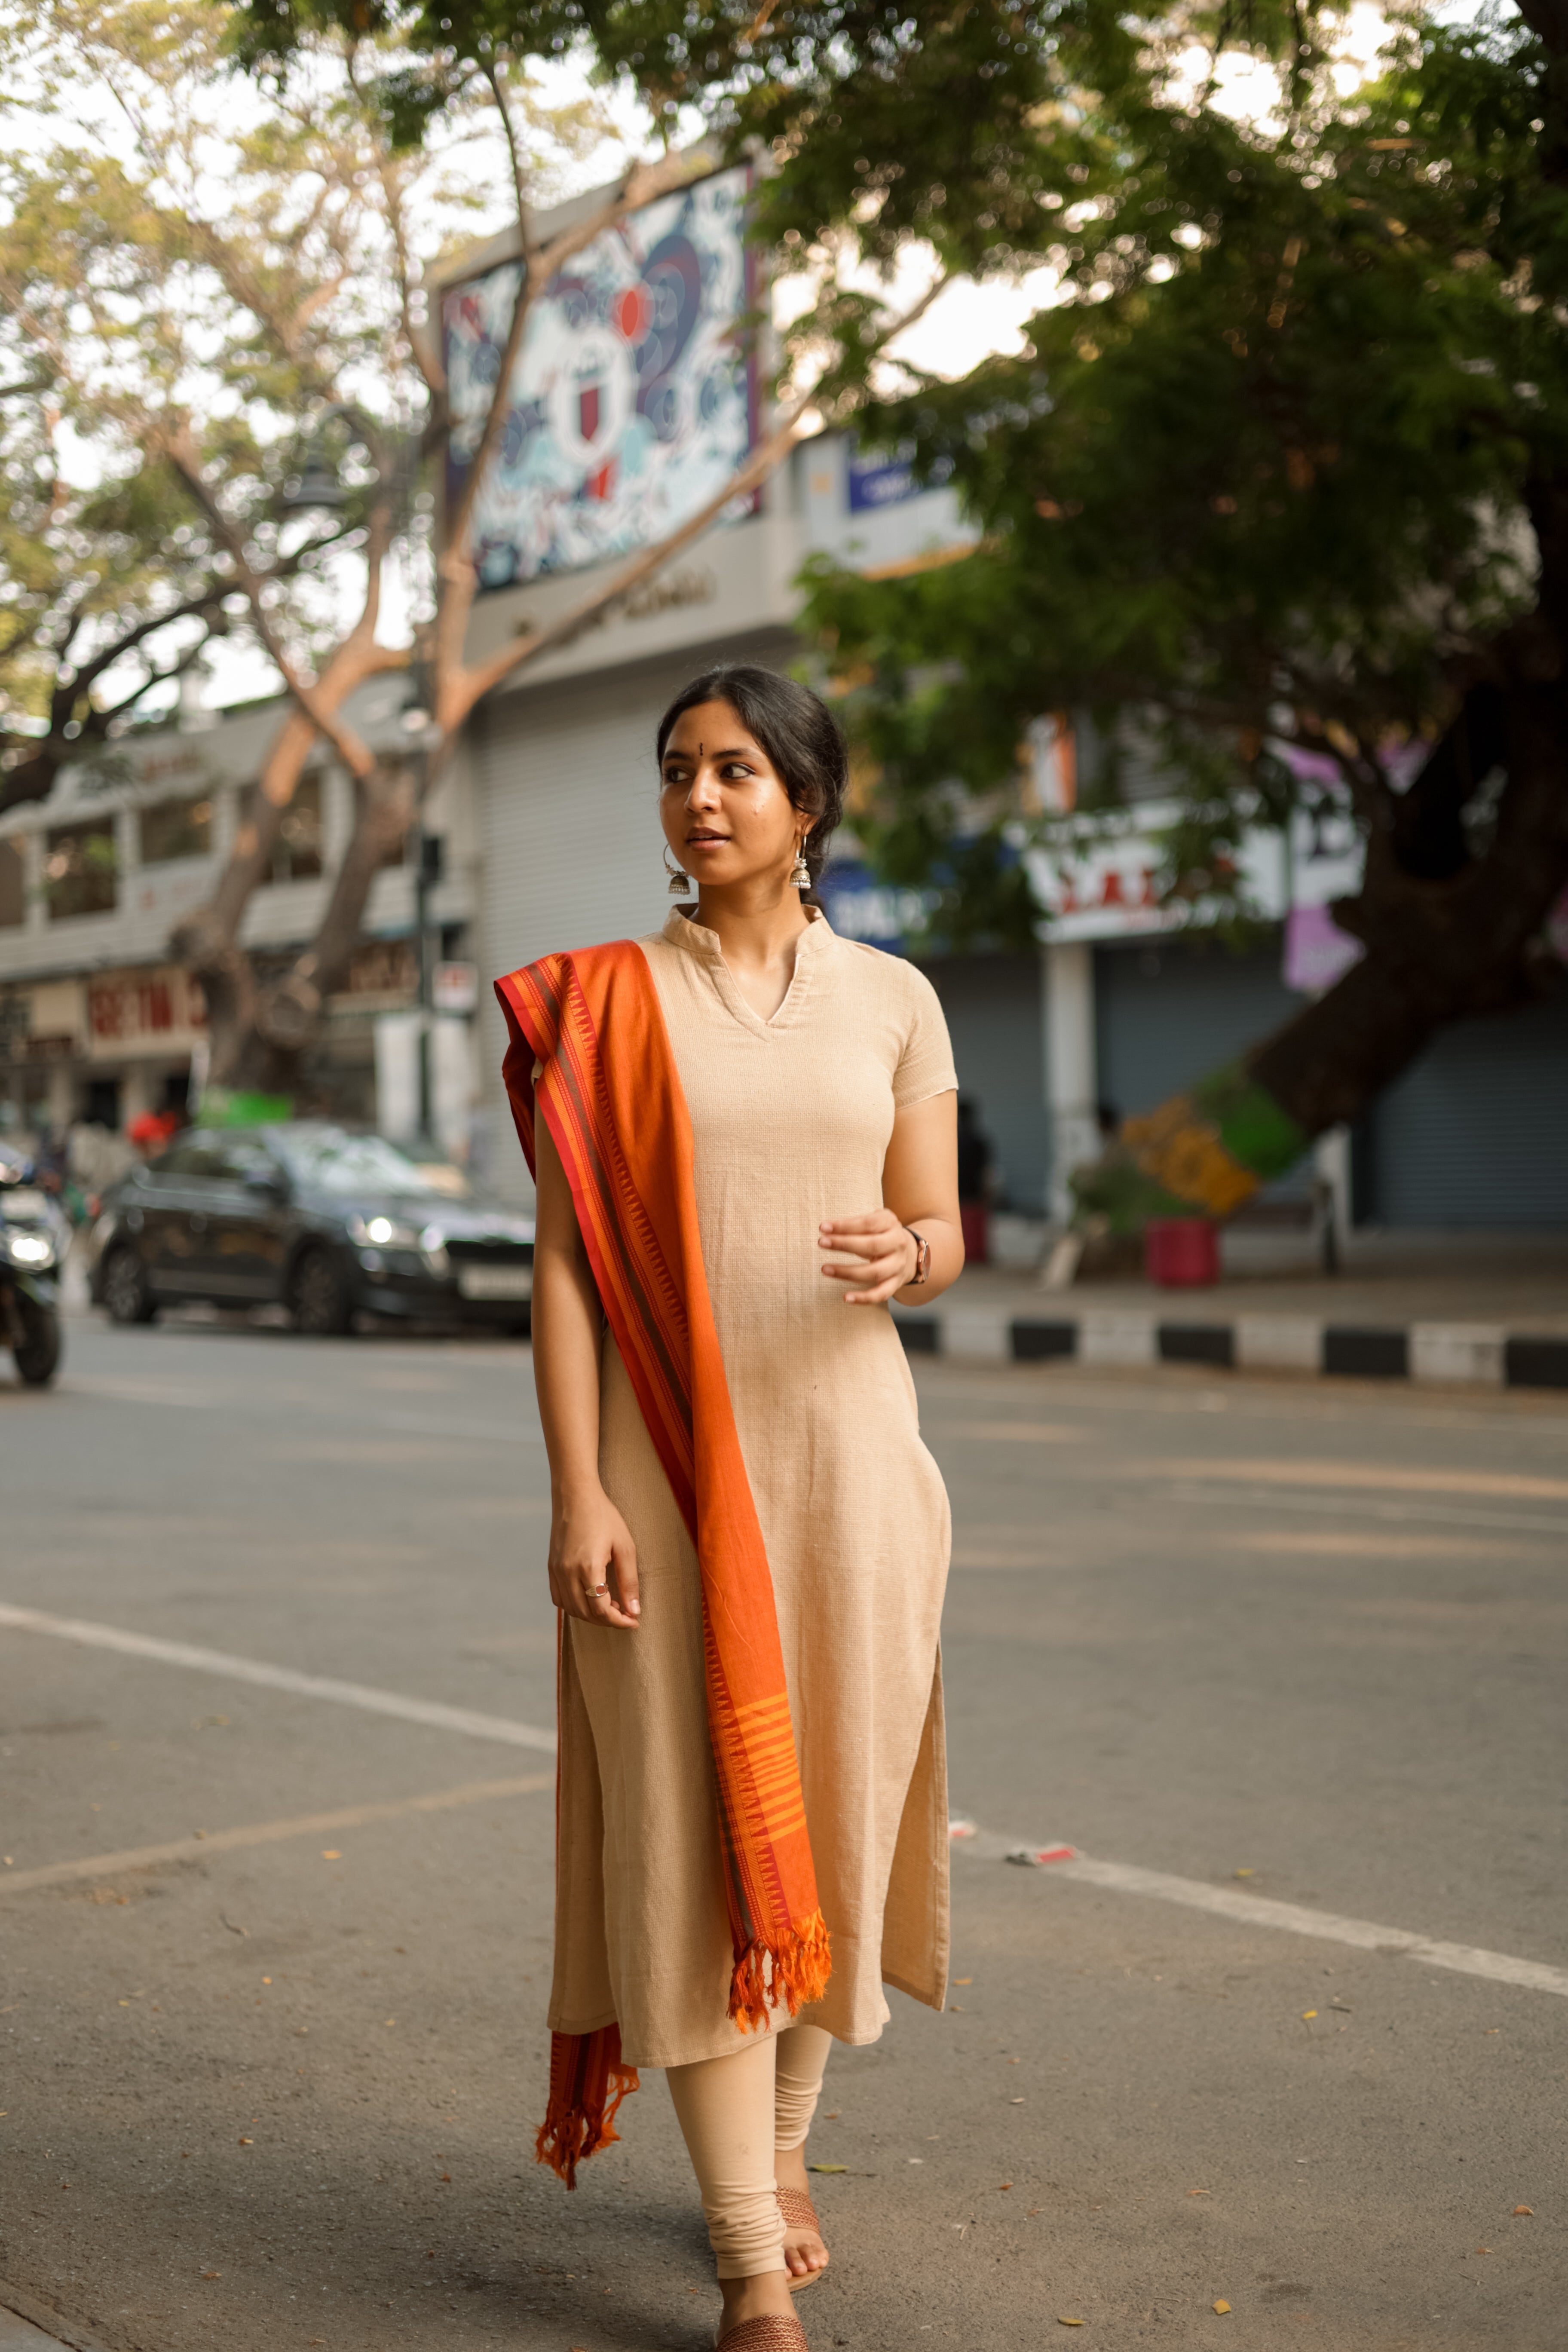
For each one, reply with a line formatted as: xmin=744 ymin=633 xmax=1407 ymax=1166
xmin=282 ymin=447 xmax=349 ymax=514
xmin=281 ymin=402 xmax=375 ymax=514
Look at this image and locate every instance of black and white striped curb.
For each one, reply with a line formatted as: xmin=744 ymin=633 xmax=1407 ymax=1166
xmin=893 ymin=1305 xmax=1568 ymax=1389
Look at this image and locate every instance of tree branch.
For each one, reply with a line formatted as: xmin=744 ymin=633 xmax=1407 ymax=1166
xmin=162 ymin=426 xmax=381 ymax=786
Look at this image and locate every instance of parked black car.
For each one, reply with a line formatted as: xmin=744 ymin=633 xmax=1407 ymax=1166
xmin=90 ymin=1122 xmax=534 ymax=1337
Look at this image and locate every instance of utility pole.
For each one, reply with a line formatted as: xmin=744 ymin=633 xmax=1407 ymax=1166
xmin=413 ymin=827 xmax=443 ymax=1147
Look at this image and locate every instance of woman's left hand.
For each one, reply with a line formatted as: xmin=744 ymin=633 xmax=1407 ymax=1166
xmin=818 ymin=1210 xmax=918 ymax=1306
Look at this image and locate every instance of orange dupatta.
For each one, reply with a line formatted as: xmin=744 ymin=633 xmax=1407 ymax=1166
xmin=495 ymin=940 xmax=831 ymax=2186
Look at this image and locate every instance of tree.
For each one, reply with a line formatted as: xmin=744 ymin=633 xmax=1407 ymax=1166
xmin=0 ymin=0 xmax=1087 ymax=1101
xmin=0 ymin=376 xmax=237 ymax=813
xmin=1 ymin=0 xmax=633 ymax=1086
xmin=802 ymin=1 xmax=1568 ymax=1225
xmin=198 ymin=0 xmax=1093 ymax=1090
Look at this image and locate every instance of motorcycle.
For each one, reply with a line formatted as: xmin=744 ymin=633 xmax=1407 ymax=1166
xmin=0 ymin=1153 xmax=67 ymax=1386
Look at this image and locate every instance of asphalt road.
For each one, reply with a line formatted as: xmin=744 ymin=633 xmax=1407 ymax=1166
xmin=2 ymin=1310 xmax=1565 ymax=2352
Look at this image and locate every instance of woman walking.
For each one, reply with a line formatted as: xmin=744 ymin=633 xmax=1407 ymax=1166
xmin=496 ymin=666 xmax=963 ymax=2349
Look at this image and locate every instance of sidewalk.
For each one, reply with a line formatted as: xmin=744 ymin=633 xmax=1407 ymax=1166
xmin=0 ymin=2288 xmax=107 ymax=2352
xmin=895 ymin=1235 xmax=1568 ymax=1387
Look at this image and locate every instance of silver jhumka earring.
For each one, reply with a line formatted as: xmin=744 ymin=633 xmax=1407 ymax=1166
xmin=664 ymin=849 xmax=692 ymax=896
xmin=790 ymin=835 xmax=812 ymax=891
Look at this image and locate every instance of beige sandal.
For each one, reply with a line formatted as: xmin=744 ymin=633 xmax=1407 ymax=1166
xmin=776 ymin=2182 xmax=830 ymax=2291
xmin=716 ymin=2318 xmax=810 ymax=2351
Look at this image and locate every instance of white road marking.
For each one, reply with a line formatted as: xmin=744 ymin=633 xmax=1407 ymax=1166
xmin=54 ymin=1379 xmax=544 ymax=1449
xmin=1155 ymin=1457 xmax=1568 ymax=1502
xmin=9 ymin=1600 xmax=1562 ymax=2002
xmin=1170 ymin=1482 xmax=1568 ymax=1540
xmin=953 ymin=1828 xmax=1568 ymax=1999
xmin=0 ymin=1604 xmax=557 ymax=1754
xmin=0 ymin=1774 xmax=553 ymax=1896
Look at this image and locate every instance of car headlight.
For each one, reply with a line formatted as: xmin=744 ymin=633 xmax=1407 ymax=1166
xmin=347 ymin=1213 xmax=421 ymax=1248
xmin=6 ymin=1231 xmax=56 ymax=1268
xmin=419 ymin=1224 xmax=450 ymax=1277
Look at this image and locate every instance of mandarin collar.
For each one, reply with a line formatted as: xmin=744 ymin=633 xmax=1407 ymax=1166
xmin=662 ymin=905 xmax=833 ymax=962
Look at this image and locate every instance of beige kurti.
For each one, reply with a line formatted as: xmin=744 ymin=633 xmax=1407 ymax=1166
xmin=548 ymin=907 xmax=958 ymax=2068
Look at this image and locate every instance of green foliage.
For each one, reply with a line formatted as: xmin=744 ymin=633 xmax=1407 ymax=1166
xmin=801 ymin=2 xmax=1568 ymax=935
xmin=1191 ymin=1062 xmax=1309 ymax=1179
xmin=817 ymin=617 xmax=1044 ymax=952
xmin=222 ymin=0 xmax=1100 ymax=374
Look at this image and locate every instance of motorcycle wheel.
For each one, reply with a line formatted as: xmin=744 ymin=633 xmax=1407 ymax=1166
xmin=289 ymin=1246 xmax=353 ymax=1337
xmin=103 ymin=1244 xmax=158 ymax=1326
xmin=13 ymin=1294 xmax=61 ymax=1386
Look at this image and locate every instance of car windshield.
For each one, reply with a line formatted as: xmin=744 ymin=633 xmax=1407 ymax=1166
xmin=267 ymin=1127 xmax=472 ymax=1200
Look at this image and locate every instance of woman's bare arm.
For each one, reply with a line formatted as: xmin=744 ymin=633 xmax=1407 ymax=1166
xmin=818 ymin=1090 xmax=964 ymax=1307
xmin=531 ymin=1117 xmax=640 ymax=1628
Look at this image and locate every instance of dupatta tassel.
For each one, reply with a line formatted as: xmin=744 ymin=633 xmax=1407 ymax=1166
xmin=729 ymin=1908 xmax=833 ymax=2034
xmin=535 ymin=2025 xmax=640 ymax=2190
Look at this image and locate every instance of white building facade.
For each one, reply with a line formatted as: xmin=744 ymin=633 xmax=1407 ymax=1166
xmin=0 ymin=683 xmax=481 ymax=1154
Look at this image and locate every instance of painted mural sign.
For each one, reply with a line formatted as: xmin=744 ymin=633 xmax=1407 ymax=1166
xmin=444 ymin=166 xmax=757 ymax=589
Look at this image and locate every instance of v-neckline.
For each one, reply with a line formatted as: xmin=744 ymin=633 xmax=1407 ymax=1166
xmin=663 ymin=905 xmax=829 ymax=1036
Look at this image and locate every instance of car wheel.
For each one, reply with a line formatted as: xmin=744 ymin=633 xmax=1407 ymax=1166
xmin=289 ymin=1246 xmax=353 ymax=1337
xmin=12 ymin=1295 xmax=61 ymax=1385
xmin=102 ymin=1244 xmax=158 ymax=1326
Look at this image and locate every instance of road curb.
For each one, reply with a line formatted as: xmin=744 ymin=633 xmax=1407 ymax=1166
xmin=0 ymin=2282 xmax=117 ymax=2352
xmin=894 ymin=1305 xmax=1568 ymax=1390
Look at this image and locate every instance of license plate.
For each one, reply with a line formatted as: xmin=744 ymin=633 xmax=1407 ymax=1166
xmin=458 ymin=1263 xmax=533 ymax=1300
xmin=3 ymin=1188 xmax=49 ymax=1218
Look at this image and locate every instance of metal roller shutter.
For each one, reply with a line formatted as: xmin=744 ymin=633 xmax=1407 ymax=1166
xmin=921 ymin=953 xmax=1049 ymax=1213
xmin=1094 ymin=936 xmax=1313 ymax=1196
xmin=1366 ymin=990 xmax=1568 ymax=1228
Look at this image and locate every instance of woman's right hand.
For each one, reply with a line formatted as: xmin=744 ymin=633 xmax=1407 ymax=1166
xmin=549 ymin=1487 xmax=640 ymax=1629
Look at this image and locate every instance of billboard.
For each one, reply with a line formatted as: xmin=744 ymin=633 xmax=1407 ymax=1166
xmin=443 ymin=165 xmax=758 ymax=590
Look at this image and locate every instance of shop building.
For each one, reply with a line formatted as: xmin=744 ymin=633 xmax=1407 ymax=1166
xmin=459 ymin=440 xmax=1568 ymax=1234
xmin=0 ymin=683 xmax=481 ymax=1153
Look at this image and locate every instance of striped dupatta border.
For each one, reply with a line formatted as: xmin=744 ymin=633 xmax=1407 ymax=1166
xmin=495 ymin=942 xmax=830 ymax=2185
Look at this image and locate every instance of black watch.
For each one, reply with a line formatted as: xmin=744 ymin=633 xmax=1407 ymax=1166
xmin=904 ymin=1227 xmax=931 ymax=1286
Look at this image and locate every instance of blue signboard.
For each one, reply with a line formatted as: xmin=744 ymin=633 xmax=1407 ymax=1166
xmin=816 ymin=859 xmax=935 ymax=953
xmin=846 ymin=440 xmax=954 ymax=514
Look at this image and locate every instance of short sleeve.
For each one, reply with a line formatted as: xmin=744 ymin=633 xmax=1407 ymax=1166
xmin=892 ymin=969 xmax=959 ymax=1109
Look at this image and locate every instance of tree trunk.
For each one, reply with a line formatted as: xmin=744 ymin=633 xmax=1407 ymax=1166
xmin=250 ymin=758 xmax=419 ymax=1099
xmin=1253 ymin=677 xmax=1568 ymax=1131
xmin=1079 ymin=676 xmax=1568 ymax=1227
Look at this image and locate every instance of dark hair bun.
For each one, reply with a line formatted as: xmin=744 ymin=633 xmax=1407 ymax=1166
xmin=655 ymin=665 xmax=847 ymax=897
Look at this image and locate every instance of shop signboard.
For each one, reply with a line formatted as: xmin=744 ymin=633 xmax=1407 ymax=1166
xmin=433 ymin=961 xmax=479 ymax=1014
xmin=0 ymin=978 xmax=88 ymax=1063
xmin=86 ymin=965 xmax=206 ymax=1059
xmin=1277 ymin=746 xmax=1366 ymax=995
xmin=444 ymin=165 xmax=757 ymax=589
xmin=1026 ymin=802 xmax=1288 ymax=943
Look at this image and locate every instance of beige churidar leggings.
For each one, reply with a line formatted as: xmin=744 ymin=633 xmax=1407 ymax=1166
xmin=665 ymin=2021 xmax=834 ymax=2278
